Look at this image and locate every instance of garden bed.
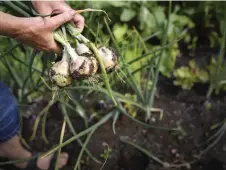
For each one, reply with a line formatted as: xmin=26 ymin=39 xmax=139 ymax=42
xmin=19 ymin=45 xmax=226 ymax=170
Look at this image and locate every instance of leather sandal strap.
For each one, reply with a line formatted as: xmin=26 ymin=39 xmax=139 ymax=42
xmin=22 ymin=152 xmax=39 ymax=170
xmin=48 ymin=152 xmax=58 ymax=170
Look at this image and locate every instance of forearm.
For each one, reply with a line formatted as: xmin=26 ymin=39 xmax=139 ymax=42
xmin=0 ymin=12 xmax=25 ymax=37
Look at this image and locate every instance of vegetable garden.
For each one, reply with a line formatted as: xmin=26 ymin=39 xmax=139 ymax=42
xmin=1 ymin=1 xmax=226 ymax=170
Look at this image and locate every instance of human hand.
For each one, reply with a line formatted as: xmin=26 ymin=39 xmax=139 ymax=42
xmin=32 ymin=0 xmax=85 ymax=32
xmin=14 ymin=10 xmax=76 ymax=54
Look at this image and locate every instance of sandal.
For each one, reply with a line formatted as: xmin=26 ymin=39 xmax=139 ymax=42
xmin=22 ymin=152 xmax=58 ymax=170
xmin=0 ymin=152 xmax=59 ymax=170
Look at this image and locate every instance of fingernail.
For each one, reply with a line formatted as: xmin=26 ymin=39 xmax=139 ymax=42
xmin=69 ymin=10 xmax=76 ymax=16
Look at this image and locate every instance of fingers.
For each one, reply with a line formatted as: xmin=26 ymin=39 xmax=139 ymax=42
xmin=72 ymin=14 xmax=85 ymax=32
xmin=47 ymin=10 xmax=76 ymax=30
xmin=50 ymin=3 xmax=85 ymax=32
xmin=50 ymin=41 xmax=62 ymax=55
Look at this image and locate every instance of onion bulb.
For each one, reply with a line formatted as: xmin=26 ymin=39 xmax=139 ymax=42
xmin=49 ymin=48 xmax=72 ymax=87
xmin=75 ymin=42 xmax=92 ymax=55
xmin=70 ymin=55 xmax=98 ymax=79
xmin=65 ymin=43 xmax=98 ymax=79
xmin=98 ymin=46 xmax=118 ymax=72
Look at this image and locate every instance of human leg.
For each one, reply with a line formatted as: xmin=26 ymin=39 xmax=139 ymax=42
xmin=0 ymin=135 xmax=68 ymax=169
xmin=0 ymin=81 xmax=68 ymax=169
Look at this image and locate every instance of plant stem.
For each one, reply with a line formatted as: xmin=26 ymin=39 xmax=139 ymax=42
xmin=120 ymin=137 xmax=193 ymax=169
xmin=112 ymin=111 xmax=119 ymax=134
xmin=60 ymin=103 xmax=101 ymax=164
xmin=1 ymin=57 xmax=23 ymax=88
xmin=13 ymin=1 xmax=31 ymax=13
xmin=104 ymin=17 xmax=145 ymax=102
xmin=1 ymin=1 xmax=30 ymax=17
xmin=55 ymin=117 xmax=66 ymax=170
xmin=41 ymin=111 xmax=49 ymax=144
xmin=10 ymin=53 xmax=44 ymax=74
xmin=41 ymin=112 xmax=113 ymax=158
xmin=118 ymin=102 xmax=177 ymax=131
xmin=73 ymin=8 xmax=111 ymax=22
xmin=67 ymin=85 xmax=162 ymax=116
xmin=0 ymin=153 xmax=42 ymax=165
xmin=0 ymin=43 xmax=20 ymax=60
xmin=199 ymin=121 xmax=226 ymax=157
xmin=89 ymin=42 xmax=117 ymax=106
xmin=147 ymin=1 xmax=172 ymax=120
xmin=30 ymin=98 xmax=56 ymax=141
xmin=73 ymin=128 xmax=96 ymax=170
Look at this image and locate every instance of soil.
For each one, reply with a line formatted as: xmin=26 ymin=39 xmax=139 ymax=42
xmin=16 ymin=45 xmax=226 ymax=170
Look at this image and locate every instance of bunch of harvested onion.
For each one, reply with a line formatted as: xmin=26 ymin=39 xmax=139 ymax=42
xmin=0 ymin=1 xmax=119 ymax=102
xmin=49 ymin=23 xmax=118 ymax=88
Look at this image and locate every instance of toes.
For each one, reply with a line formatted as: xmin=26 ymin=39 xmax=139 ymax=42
xmin=37 ymin=152 xmax=69 ymax=170
xmin=61 ymin=152 xmax=69 ymax=159
xmin=58 ymin=152 xmax=69 ymax=168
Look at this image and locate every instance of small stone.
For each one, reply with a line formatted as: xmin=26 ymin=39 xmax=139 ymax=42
xmin=151 ymin=117 xmax=156 ymax=122
xmin=175 ymin=153 xmax=180 ymax=158
xmin=171 ymin=148 xmax=177 ymax=154
xmin=142 ymin=130 xmax=147 ymax=134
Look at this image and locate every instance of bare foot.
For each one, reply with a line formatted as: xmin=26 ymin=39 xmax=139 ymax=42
xmin=37 ymin=152 xmax=69 ymax=170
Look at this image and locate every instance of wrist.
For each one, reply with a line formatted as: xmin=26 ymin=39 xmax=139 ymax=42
xmin=0 ymin=12 xmax=27 ymax=38
xmin=7 ymin=19 xmax=28 ymax=38
xmin=12 ymin=17 xmax=43 ymax=39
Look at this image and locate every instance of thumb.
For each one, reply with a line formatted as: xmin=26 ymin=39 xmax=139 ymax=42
xmin=47 ymin=10 xmax=76 ymax=30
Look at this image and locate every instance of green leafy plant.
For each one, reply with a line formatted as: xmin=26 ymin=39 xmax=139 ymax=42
xmin=100 ymin=147 xmax=112 ymax=160
xmin=123 ymin=93 xmax=137 ymax=118
xmin=173 ymin=60 xmax=209 ymax=90
xmin=207 ymin=57 xmax=226 ymax=96
xmin=207 ymin=12 xmax=226 ymax=97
